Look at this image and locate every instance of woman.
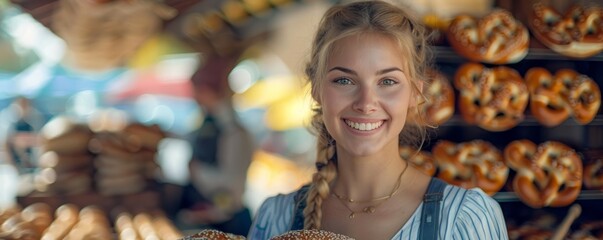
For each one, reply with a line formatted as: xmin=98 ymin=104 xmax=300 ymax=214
xmin=248 ymin=1 xmax=508 ymax=239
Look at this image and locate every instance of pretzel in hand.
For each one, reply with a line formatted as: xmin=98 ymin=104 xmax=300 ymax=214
xmin=433 ymin=140 xmax=508 ymax=195
xmin=447 ymin=9 xmax=529 ymax=64
xmin=525 ymin=67 xmax=601 ymax=127
xmin=530 ymin=3 xmax=603 ymax=58
xmin=454 ymin=63 xmax=529 ymax=131
xmin=504 ymin=140 xmax=583 ymax=208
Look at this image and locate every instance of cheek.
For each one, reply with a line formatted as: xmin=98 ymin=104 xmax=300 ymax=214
xmin=385 ymin=91 xmax=412 ymax=117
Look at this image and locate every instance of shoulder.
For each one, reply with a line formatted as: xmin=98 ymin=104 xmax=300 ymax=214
xmin=440 ymin=185 xmax=508 ymax=239
xmin=248 ymin=188 xmax=305 ymax=240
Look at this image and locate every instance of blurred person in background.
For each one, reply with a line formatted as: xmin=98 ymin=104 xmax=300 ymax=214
xmin=178 ymin=50 xmax=255 ymax=236
xmin=2 ymin=97 xmax=44 ymax=172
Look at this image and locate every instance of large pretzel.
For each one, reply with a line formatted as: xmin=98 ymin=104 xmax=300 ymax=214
xmin=419 ymin=70 xmax=455 ymax=126
xmin=530 ymin=3 xmax=603 ymax=58
xmin=584 ymin=158 xmax=603 ymax=190
xmin=399 ymin=146 xmax=436 ymax=176
xmin=454 ymin=63 xmax=529 ymax=131
xmin=504 ymin=140 xmax=583 ymax=208
xmin=433 ymin=140 xmax=508 ymax=195
xmin=525 ymin=67 xmax=601 ymax=127
xmin=447 ymin=9 xmax=529 ymax=64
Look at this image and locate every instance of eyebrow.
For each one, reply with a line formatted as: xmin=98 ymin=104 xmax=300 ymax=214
xmin=328 ymin=66 xmax=404 ymax=75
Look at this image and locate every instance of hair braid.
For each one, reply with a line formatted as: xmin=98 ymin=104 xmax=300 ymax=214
xmin=303 ymin=111 xmax=337 ymax=229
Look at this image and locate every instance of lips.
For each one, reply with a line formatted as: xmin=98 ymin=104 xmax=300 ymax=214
xmin=344 ymin=119 xmax=384 ymax=131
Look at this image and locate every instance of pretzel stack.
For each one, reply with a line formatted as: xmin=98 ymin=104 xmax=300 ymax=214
xmin=115 ymin=211 xmax=183 ymax=240
xmin=89 ymin=123 xmax=166 ymax=196
xmin=0 ymin=203 xmax=52 ymax=240
xmin=1 ymin=203 xmax=182 ymax=240
xmin=36 ymin=117 xmax=95 ymax=195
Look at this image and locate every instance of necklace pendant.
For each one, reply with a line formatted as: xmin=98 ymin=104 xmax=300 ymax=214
xmin=349 ymin=212 xmax=355 ymax=219
xmin=363 ymin=206 xmax=376 ymax=213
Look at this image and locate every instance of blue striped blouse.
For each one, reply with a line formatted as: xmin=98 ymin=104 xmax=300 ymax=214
xmin=248 ymin=185 xmax=509 ymax=239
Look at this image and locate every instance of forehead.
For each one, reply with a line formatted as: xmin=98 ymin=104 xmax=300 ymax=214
xmin=327 ymin=33 xmax=406 ymax=70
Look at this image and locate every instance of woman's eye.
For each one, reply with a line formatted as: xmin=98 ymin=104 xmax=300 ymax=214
xmin=381 ymin=79 xmax=397 ymax=85
xmin=334 ymin=78 xmax=353 ymax=85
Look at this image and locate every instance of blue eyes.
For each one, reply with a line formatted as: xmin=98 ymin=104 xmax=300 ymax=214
xmin=382 ymin=79 xmax=396 ymax=85
xmin=334 ymin=78 xmax=353 ymax=85
xmin=332 ymin=78 xmax=398 ymax=86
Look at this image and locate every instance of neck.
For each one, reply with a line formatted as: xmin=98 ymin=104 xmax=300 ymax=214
xmin=331 ymin=144 xmax=408 ymax=201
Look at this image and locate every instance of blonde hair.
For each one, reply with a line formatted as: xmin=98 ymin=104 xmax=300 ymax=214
xmin=303 ymin=0 xmax=432 ymax=229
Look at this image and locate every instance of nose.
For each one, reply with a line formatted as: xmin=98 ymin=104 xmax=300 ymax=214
xmin=353 ymin=86 xmax=378 ymax=114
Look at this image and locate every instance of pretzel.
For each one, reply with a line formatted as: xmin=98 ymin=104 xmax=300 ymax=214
xmin=454 ymin=63 xmax=529 ymax=131
xmin=584 ymin=158 xmax=603 ymax=190
xmin=530 ymin=3 xmax=603 ymax=58
xmin=399 ymin=146 xmax=436 ymax=176
xmin=271 ymin=229 xmax=353 ymax=240
xmin=433 ymin=140 xmax=508 ymax=195
xmin=181 ymin=229 xmax=245 ymax=240
xmin=417 ymin=69 xmax=455 ymax=126
xmin=525 ymin=67 xmax=601 ymax=126
xmin=504 ymin=140 xmax=583 ymax=208
xmin=447 ymin=9 xmax=529 ymax=64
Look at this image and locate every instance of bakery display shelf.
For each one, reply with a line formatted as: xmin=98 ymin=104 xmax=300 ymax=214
xmin=440 ymin=114 xmax=603 ymax=127
xmin=493 ymin=190 xmax=603 ymax=203
xmin=432 ymin=46 xmax=603 ymax=63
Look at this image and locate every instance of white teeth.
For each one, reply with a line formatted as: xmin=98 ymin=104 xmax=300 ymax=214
xmin=345 ymin=120 xmax=383 ymax=131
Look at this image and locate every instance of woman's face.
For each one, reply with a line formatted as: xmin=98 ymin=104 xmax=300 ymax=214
xmin=319 ymin=33 xmax=415 ymax=157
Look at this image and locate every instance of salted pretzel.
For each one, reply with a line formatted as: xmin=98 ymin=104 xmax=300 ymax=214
xmin=181 ymin=229 xmax=245 ymax=240
xmin=271 ymin=229 xmax=353 ymax=240
xmin=530 ymin=3 xmax=603 ymax=58
xmin=584 ymin=158 xmax=603 ymax=190
xmin=447 ymin=9 xmax=529 ymax=64
xmin=454 ymin=63 xmax=529 ymax=131
xmin=525 ymin=67 xmax=601 ymax=126
xmin=504 ymin=140 xmax=583 ymax=208
xmin=399 ymin=146 xmax=436 ymax=176
xmin=433 ymin=140 xmax=508 ymax=195
xmin=417 ymin=69 xmax=455 ymax=126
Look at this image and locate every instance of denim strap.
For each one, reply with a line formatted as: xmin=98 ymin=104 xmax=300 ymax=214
xmin=418 ymin=178 xmax=447 ymax=240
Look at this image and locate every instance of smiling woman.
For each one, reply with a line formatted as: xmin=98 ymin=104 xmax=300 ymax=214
xmin=248 ymin=1 xmax=508 ymax=240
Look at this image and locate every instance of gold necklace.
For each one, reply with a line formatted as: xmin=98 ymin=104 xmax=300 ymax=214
xmin=331 ymin=162 xmax=408 ymax=219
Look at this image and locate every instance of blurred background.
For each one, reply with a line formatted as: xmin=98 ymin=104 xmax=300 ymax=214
xmin=0 ymin=0 xmax=603 ymax=239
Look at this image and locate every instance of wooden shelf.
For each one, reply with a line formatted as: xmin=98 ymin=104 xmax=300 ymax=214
xmin=432 ymin=46 xmax=603 ymax=63
xmin=493 ymin=190 xmax=603 ymax=203
xmin=440 ymin=114 xmax=603 ymax=128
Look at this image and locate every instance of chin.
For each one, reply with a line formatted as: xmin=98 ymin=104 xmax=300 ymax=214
xmin=340 ymin=143 xmax=384 ymax=157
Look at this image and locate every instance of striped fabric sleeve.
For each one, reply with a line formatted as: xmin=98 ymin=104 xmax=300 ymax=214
xmin=248 ymin=193 xmax=296 ymax=240
xmin=451 ymin=188 xmax=509 ymax=240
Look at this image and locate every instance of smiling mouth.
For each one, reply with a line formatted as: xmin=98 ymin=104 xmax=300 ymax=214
xmin=344 ymin=119 xmax=385 ymax=131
